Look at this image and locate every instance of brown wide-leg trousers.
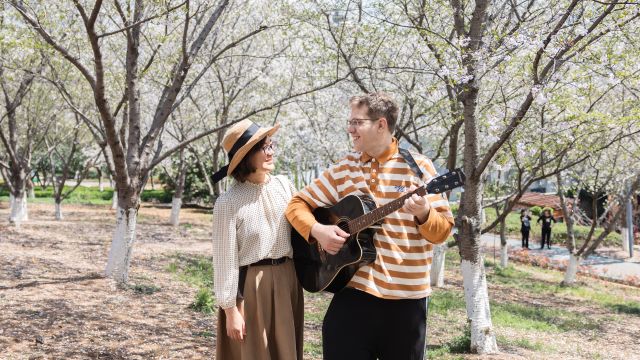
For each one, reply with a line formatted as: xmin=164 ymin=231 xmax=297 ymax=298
xmin=216 ymin=259 xmax=304 ymax=360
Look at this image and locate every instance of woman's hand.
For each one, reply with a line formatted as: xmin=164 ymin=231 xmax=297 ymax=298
xmin=224 ymin=306 xmax=246 ymax=341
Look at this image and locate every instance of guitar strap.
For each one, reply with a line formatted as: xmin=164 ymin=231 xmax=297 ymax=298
xmin=398 ymin=147 xmax=432 ymax=351
xmin=398 ymin=147 xmax=425 ymax=181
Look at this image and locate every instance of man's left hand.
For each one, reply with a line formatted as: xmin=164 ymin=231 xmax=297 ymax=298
xmin=402 ymin=185 xmax=431 ymax=224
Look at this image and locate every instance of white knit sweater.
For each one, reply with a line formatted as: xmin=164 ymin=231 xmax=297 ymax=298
xmin=212 ymin=175 xmax=295 ymax=309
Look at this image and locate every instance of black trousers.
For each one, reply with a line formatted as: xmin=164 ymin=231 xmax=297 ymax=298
xmin=521 ymin=228 xmax=530 ymax=248
xmin=322 ymin=287 xmax=428 ymax=360
xmin=541 ymin=227 xmax=552 ymax=248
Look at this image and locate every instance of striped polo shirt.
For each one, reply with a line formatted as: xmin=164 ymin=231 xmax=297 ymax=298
xmin=286 ymin=138 xmax=454 ymax=299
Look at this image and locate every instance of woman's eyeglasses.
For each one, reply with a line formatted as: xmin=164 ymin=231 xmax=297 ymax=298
xmin=261 ymin=142 xmax=276 ymax=154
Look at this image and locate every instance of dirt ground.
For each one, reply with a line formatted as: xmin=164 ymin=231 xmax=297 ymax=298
xmin=1 ymin=202 xmax=639 ymax=359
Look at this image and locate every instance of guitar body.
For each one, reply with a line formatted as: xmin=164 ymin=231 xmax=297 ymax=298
xmin=292 ymin=194 xmax=378 ymax=293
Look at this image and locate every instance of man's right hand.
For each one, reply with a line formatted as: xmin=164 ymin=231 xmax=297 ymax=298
xmin=310 ymin=223 xmax=349 ymax=255
xmin=224 ymin=306 xmax=246 ymax=341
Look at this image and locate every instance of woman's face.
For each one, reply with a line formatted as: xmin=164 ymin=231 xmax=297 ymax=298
xmin=249 ymin=136 xmax=276 ymax=174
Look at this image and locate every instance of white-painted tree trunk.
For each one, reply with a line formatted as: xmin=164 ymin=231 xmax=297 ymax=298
xmin=28 ymin=187 xmax=35 ymax=199
xmin=462 ymin=259 xmax=499 ymax=354
xmin=430 ymin=243 xmax=448 ymax=287
xmin=563 ymin=253 xmax=580 ymax=285
xmin=9 ymin=192 xmax=28 ymax=225
xmin=105 ymin=207 xmax=138 ymax=283
xmin=99 ymin=178 xmax=105 ymax=192
xmin=500 ymin=243 xmax=509 ymax=268
xmin=55 ymin=201 xmax=63 ymax=220
xmin=169 ymin=196 xmax=182 ymax=226
xmin=111 ymin=190 xmax=118 ymax=210
xmin=8 ymin=194 xmax=14 ymax=220
xmin=622 ymin=227 xmax=630 ymax=253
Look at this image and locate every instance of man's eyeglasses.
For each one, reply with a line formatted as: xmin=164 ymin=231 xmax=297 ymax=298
xmin=261 ymin=142 xmax=276 ymax=154
xmin=346 ymin=118 xmax=378 ymax=127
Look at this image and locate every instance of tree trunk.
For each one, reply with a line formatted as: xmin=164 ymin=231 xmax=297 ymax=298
xmin=169 ymin=150 xmax=187 ymax=226
xmin=459 ymin=181 xmax=498 ymax=354
xmin=430 ymin=243 xmax=447 ymax=287
xmin=105 ymin=206 xmax=139 ymax=283
xmin=499 ymin=216 xmax=508 ymax=267
xmin=55 ymin=199 xmax=63 ymax=220
xmin=98 ymin=167 xmax=104 ymax=192
xmin=112 ymin=190 xmax=118 ymax=210
xmin=10 ymin=190 xmax=28 ymax=225
xmin=622 ymin=227 xmax=630 ymax=253
xmin=28 ymin=182 xmax=35 ymax=199
xmin=169 ymin=196 xmax=182 ymax=226
xmin=563 ymin=253 xmax=580 ymax=285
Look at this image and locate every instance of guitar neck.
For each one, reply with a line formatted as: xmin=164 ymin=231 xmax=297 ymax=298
xmin=348 ymin=187 xmax=426 ymax=234
xmin=345 ymin=168 xmax=465 ymax=234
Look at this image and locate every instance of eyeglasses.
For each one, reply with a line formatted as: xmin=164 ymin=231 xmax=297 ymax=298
xmin=261 ymin=142 xmax=276 ymax=154
xmin=346 ymin=118 xmax=378 ymax=127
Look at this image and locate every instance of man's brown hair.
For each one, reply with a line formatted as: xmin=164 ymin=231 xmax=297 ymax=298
xmin=349 ymin=92 xmax=399 ymax=132
xmin=231 ymin=137 xmax=267 ymax=182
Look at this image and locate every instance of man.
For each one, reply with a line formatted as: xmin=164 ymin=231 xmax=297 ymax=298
xmin=285 ymin=92 xmax=453 ymax=360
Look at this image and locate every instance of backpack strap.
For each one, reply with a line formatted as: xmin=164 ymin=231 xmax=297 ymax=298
xmin=398 ymin=147 xmax=424 ymax=180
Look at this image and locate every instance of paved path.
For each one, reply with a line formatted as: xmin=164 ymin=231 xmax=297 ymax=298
xmin=481 ymin=233 xmax=640 ymax=283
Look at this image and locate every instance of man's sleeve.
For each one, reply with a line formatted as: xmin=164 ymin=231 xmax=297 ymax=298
xmin=286 ymin=165 xmax=340 ymax=241
xmin=414 ymin=156 xmax=454 ymax=244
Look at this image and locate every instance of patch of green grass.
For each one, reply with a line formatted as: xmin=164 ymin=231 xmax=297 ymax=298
xmin=191 ymin=287 xmax=215 ymax=314
xmin=487 ymin=264 xmax=559 ymax=295
xmin=0 ymin=185 xmax=172 ymax=205
xmin=430 ymin=290 xmax=466 ymax=316
xmin=193 ymin=330 xmax=214 ymax=338
xmin=129 ymin=283 xmax=161 ymax=295
xmin=484 ymin=208 xmax=621 ymax=247
xmin=497 ymin=335 xmax=546 ymax=351
xmin=486 ymin=261 xmax=640 ymax=318
xmin=303 ymin=341 xmax=323 ymax=358
xmin=427 ymin=325 xmax=470 ymax=357
xmin=167 ymin=253 xmax=213 ymax=288
xmin=492 ymin=302 xmax=600 ymax=332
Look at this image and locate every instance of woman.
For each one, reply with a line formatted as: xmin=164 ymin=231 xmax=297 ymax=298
xmin=520 ymin=209 xmax=532 ymax=249
xmin=211 ymin=120 xmax=303 ymax=360
xmin=537 ymin=209 xmax=556 ymax=250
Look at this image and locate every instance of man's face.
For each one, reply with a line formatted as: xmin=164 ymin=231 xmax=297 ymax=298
xmin=348 ymin=105 xmax=381 ymax=154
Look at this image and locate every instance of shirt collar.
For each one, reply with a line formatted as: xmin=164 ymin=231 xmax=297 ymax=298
xmin=361 ymin=138 xmax=398 ymax=164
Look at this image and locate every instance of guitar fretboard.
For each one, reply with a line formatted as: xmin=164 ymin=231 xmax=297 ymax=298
xmin=347 ymin=187 xmax=427 ymax=234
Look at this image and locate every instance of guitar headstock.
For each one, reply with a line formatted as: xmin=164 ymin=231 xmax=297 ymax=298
xmin=425 ymin=168 xmax=466 ymax=194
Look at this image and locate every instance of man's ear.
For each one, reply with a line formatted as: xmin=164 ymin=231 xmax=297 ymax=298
xmin=378 ymin=117 xmax=388 ymax=132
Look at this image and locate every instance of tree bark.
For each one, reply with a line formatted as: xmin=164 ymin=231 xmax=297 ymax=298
xmin=55 ymin=199 xmax=63 ymax=221
xmin=105 ymin=207 xmax=139 ymax=283
xmin=563 ymin=253 xmax=580 ymax=285
xmin=499 ymin=216 xmax=508 ymax=267
xmin=430 ymin=243 xmax=447 ymax=287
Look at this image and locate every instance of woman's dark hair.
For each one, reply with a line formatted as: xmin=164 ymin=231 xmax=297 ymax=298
xmin=520 ymin=209 xmax=526 ymax=215
xmin=231 ymin=137 xmax=267 ymax=182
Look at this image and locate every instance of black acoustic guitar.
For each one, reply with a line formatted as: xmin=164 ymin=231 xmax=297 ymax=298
xmin=292 ymin=169 xmax=465 ymax=293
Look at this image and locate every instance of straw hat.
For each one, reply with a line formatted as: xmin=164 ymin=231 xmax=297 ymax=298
xmin=221 ymin=120 xmax=280 ymax=176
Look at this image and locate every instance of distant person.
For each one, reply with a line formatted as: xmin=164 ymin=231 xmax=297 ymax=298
xmin=520 ymin=209 xmax=532 ymax=249
xmin=537 ymin=209 xmax=556 ymax=249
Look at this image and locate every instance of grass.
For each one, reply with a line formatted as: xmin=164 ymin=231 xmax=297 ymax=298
xmin=496 ymin=335 xmax=547 ymax=352
xmin=166 ymin=253 xmax=215 ymax=313
xmin=0 ymin=185 xmax=172 ymax=205
xmin=484 ymin=208 xmax=622 ymax=247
